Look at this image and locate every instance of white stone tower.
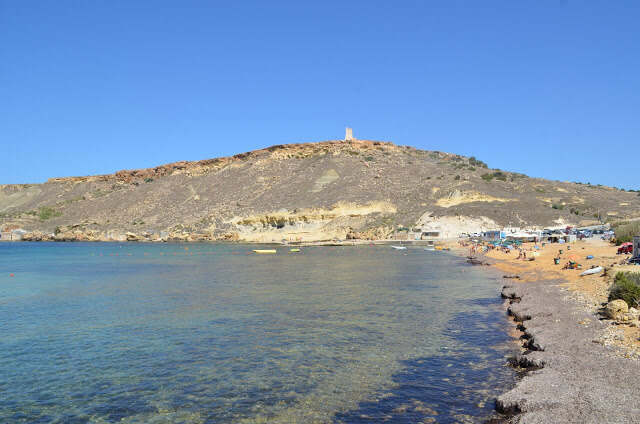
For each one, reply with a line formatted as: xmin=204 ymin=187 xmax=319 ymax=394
xmin=345 ymin=127 xmax=354 ymax=141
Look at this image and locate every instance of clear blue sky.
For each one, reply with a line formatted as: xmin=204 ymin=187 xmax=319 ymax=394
xmin=1 ymin=1 xmax=638 ymax=189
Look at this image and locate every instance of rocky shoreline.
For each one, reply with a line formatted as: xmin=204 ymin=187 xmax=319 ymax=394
xmin=491 ymin=266 xmax=640 ymax=423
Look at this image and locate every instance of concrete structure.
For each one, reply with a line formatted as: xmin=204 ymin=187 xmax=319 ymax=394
xmin=482 ymin=230 xmax=506 ymax=242
xmin=106 ymin=231 xmax=127 ymax=242
xmin=345 ymin=127 xmax=354 ymax=141
xmin=633 ymin=235 xmax=640 ymax=262
xmin=0 ymin=228 xmax=27 ymax=241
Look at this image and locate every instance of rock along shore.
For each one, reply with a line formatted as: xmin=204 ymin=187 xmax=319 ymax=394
xmin=495 ymin=272 xmax=640 ymax=423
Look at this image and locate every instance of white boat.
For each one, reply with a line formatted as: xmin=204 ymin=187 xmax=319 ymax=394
xmin=580 ymin=266 xmax=603 ymax=276
xmin=253 ymin=249 xmax=277 ymax=254
xmin=391 ymin=245 xmax=407 ymax=250
xmin=424 ymin=247 xmax=435 ymax=251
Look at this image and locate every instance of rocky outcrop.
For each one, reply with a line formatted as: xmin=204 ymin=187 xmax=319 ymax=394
xmin=604 ymin=299 xmax=629 ymax=320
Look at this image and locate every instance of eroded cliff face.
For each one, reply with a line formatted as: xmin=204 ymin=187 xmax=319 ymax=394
xmin=230 ymin=202 xmax=397 ymax=242
xmin=1 ymin=139 xmax=639 ymax=241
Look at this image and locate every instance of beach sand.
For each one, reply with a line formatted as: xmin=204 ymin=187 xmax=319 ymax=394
xmin=471 ymin=238 xmax=640 ymax=423
xmin=484 ymin=237 xmax=640 ymax=354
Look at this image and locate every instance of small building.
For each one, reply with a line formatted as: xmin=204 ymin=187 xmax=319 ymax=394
xmin=1 ymin=228 xmax=27 ymax=241
xmin=421 ymin=231 xmax=440 ymax=240
xmin=633 ymin=235 xmax=640 ymax=262
xmin=482 ymin=230 xmax=506 ymax=242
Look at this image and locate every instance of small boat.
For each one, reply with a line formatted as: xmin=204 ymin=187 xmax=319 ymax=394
xmin=391 ymin=245 xmax=407 ymax=250
xmin=580 ymin=266 xmax=603 ymax=276
xmin=289 ymin=248 xmax=300 ymax=252
xmin=253 ymin=249 xmax=277 ymax=254
xmin=424 ymin=247 xmax=435 ymax=251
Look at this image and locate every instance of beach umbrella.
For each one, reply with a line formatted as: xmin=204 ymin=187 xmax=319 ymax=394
xmin=531 ymin=251 xmax=540 ymax=257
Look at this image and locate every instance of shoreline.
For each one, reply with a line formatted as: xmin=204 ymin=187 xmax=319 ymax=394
xmin=1 ymin=237 xmax=455 ymax=246
xmin=471 ymin=239 xmax=640 ymax=423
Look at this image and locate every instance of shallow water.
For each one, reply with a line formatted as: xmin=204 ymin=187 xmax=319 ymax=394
xmin=0 ymin=243 xmax=517 ymax=423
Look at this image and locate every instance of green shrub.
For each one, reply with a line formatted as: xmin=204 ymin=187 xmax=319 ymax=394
xmin=552 ymin=204 xmax=564 ymax=210
xmin=493 ymin=171 xmax=507 ymax=181
xmin=616 ymin=235 xmax=633 ymax=244
xmin=611 ymin=220 xmax=640 ymax=244
xmin=38 ymin=206 xmax=62 ymax=220
xmin=454 ymin=175 xmax=461 ymax=180
xmin=468 ymin=156 xmax=488 ymax=168
xmin=144 ymin=177 xmax=154 ymax=183
xmin=609 ymin=272 xmax=640 ymax=308
xmin=481 ymin=171 xmax=508 ymax=181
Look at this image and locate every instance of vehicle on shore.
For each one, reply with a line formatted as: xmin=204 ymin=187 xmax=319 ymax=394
xmin=618 ymin=243 xmax=633 ymax=254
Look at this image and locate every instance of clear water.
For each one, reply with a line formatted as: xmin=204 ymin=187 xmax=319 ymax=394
xmin=0 ymin=243 xmax=517 ymax=423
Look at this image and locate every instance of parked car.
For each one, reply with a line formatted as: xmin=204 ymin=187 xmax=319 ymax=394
xmin=618 ymin=242 xmax=633 ymax=254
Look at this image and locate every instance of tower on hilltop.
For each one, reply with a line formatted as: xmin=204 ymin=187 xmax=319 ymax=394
xmin=344 ymin=127 xmax=354 ymax=141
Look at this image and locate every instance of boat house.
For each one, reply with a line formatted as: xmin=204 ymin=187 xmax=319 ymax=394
xmin=0 ymin=227 xmax=27 ymax=241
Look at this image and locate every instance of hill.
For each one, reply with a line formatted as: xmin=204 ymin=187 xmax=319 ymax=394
xmin=1 ymin=139 xmax=639 ymax=242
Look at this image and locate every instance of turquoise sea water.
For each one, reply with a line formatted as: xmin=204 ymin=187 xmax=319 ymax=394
xmin=0 ymin=243 xmax=517 ymax=423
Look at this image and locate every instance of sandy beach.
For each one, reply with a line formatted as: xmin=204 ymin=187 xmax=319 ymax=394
xmin=471 ymin=237 xmax=640 ymax=423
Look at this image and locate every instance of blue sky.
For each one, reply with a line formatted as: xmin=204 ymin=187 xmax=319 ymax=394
xmin=1 ymin=1 xmax=638 ymax=188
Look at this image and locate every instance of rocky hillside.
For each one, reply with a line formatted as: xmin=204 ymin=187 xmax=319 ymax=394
xmin=1 ymin=139 xmax=639 ymax=242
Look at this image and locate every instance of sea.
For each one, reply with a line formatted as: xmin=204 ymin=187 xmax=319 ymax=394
xmin=0 ymin=242 xmax=518 ymax=423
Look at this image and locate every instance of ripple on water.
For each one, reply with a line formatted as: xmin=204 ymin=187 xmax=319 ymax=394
xmin=0 ymin=243 xmax=517 ymax=423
